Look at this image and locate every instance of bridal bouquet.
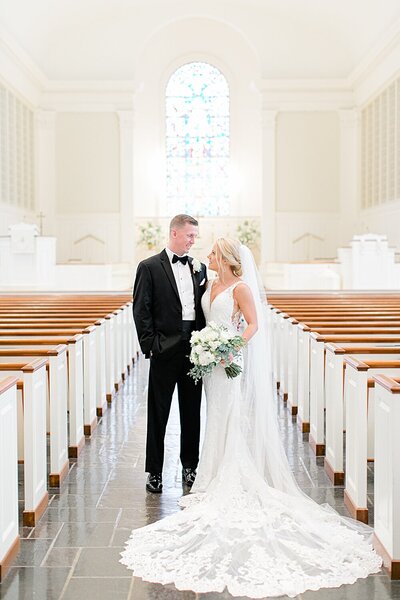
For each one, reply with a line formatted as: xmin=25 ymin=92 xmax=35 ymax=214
xmin=188 ymin=322 xmax=245 ymax=383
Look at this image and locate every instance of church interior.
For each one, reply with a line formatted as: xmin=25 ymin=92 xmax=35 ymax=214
xmin=1 ymin=1 xmax=400 ymax=598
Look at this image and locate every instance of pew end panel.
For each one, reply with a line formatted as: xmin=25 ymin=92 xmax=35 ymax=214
xmin=373 ymin=375 xmax=400 ymax=579
xmin=82 ymin=327 xmax=97 ymax=437
xmin=21 ymin=359 xmax=49 ymax=527
xmin=344 ymin=358 xmax=400 ymax=525
xmin=296 ymin=324 xmax=311 ymax=433
xmin=65 ymin=336 xmax=85 ymax=459
xmin=309 ymin=334 xmax=326 ymax=456
xmin=324 ymin=343 xmax=400 ymax=486
xmin=324 ymin=348 xmax=346 ymax=485
xmin=47 ymin=346 xmax=69 ymax=488
xmin=287 ymin=318 xmax=299 ymax=415
xmin=0 ymin=377 xmax=20 ymax=582
xmin=94 ymin=320 xmax=107 ymax=417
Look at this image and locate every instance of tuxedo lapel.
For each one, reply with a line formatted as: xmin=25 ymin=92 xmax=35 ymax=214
xmin=159 ymin=249 xmax=181 ymax=303
xmin=188 ymin=258 xmax=199 ymax=306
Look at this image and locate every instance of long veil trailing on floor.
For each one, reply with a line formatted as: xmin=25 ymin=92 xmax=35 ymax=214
xmin=120 ymin=244 xmax=381 ymax=598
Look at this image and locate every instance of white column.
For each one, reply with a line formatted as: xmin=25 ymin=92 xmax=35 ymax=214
xmin=262 ymin=110 xmax=278 ymax=264
xmin=35 ymin=110 xmax=56 ymax=236
xmin=117 ymin=110 xmax=134 ymax=263
xmin=339 ymin=109 xmax=360 ymax=245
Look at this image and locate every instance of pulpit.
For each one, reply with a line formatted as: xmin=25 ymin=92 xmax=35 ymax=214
xmin=338 ymin=234 xmax=398 ymax=289
xmin=0 ymin=223 xmax=56 ymax=289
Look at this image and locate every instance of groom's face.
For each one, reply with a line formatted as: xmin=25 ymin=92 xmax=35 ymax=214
xmin=171 ymin=223 xmax=198 ymax=255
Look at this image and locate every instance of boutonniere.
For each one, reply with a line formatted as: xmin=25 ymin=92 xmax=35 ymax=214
xmin=191 ymin=258 xmax=201 ymax=273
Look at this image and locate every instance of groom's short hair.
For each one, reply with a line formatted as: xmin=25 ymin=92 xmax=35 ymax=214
xmin=169 ymin=214 xmax=198 ymax=232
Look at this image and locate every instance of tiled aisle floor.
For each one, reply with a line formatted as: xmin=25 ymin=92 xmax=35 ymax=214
xmin=1 ymin=357 xmax=400 ymax=600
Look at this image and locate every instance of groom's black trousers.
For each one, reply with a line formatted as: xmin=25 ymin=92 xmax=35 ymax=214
xmin=145 ymin=338 xmax=202 ymax=474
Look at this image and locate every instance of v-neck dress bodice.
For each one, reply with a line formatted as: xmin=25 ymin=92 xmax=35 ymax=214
xmin=201 ymin=280 xmax=242 ymax=334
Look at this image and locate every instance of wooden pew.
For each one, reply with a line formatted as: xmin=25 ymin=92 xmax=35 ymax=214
xmin=0 ymin=347 xmax=84 ymax=459
xmin=0 ymin=332 xmax=97 ymax=436
xmin=0 ymin=377 xmax=19 ymax=582
xmin=324 ymin=345 xmax=400 ymax=485
xmin=5 ymin=359 xmax=48 ymax=527
xmin=343 ymin=358 xmax=400 ymax=524
xmin=0 ymin=298 xmax=136 ymax=385
xmin=296 ymin=327 xmax=400 ymax=436
xmin=308 ymin=330 xmax=400 ymax=456
xmin=276 ymin=309 xmax=400 ymax=401
xmin=0 ymin=295 xmax=136 ymax=534
xmin=372 ymin=374 xmax=400 ymax=579
xmin=0 ymin=312 xmax=128 ymax=402
xmin=0 ymin=351 xmax=69 ymax=488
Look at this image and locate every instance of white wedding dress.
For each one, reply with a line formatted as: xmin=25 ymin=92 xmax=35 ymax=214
xmin=121 ymin=269 xmax=382 ymax=598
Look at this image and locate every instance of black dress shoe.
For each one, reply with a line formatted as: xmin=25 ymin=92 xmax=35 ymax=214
xmin=182 ymin=467 xmax=196 ymax=487
xmin=146 ymin=473 xmax=162 ymax=493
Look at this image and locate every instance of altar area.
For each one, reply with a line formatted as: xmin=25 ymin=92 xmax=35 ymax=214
xmin=0 ymin=224 xmax=132 ymax=291
xmin=263 ymin=235 xmax=400 ymax=291
xmin=1 ymin=225 xmax=399 ymax=292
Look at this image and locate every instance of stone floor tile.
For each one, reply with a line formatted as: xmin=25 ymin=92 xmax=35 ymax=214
xmin=0 ymin=567 xmax=70 ymax=600
xmin=62 ymin=577 xmax=132 ymax=600
xmin=54 ymin=522 xmax=115 ymax=547
xmin=12 ymin=539 xmax=54 ymax=567
xmin=72 ymin=547 xmax=131 ymax=577
xmin=42 ymin=547 xmax=79 ymax=567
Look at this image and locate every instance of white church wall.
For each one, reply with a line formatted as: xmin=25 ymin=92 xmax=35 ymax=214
xmin=276 ymin=112 xmax=340 ymax=212
xmin=275 ymin=111 xmax=340 ymax=261
xmin=275 ymin=212 xmax=341 ymax=262
xmin=55 ymin=213 xmax=121 ymax=264
xmin=55 ymin=112 xmax=120 ymax=213
xmin=54 ymin=112 xmax=121 ymax=263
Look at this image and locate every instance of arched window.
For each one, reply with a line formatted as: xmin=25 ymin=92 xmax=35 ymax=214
xmin=166 ymin=62 xmax=229 ymax=216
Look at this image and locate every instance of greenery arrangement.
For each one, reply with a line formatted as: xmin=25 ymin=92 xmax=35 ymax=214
xmin=138 ymin=221 xmax=162 ymax=250
xmin=236 ymin=220 xmax=260 ymax=247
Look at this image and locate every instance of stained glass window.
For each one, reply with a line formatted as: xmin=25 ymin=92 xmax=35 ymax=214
xmin=166 ymin=62 xmax=230 ymax=216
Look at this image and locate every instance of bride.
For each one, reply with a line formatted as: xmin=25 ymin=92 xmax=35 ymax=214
xmin=121 ymin=238 xmax=381 ymax=598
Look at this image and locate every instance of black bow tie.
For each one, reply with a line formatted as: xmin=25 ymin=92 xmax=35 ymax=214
xmin=172 ymin=254 xmax=188 ymax=265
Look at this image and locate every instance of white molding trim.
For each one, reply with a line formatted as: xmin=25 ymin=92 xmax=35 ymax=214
xmin=256 ymin=78 xmax=354 ymax=111
xmin=0 ymin=26 xmax=47 ymax=90
xmin=40 ymin=93 xmax=135 ymax=112
xmin=349 ymin=17 xmax=400 ymax=88
xmin=349 ymin=18 xmax=400 ymax=106
xmin=41 ymin=80 xmax=136 ymax=112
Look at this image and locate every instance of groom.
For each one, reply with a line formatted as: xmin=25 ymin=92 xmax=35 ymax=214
xmin=133 ymin=214 xmax=207 ymax=493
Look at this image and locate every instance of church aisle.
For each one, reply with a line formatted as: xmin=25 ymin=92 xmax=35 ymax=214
xmin=0 ymin=358 xmax=399 ymax=600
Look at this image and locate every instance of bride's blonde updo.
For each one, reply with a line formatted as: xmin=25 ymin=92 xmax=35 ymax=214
xmin=215 ymin=238 xmax=243 ymax=278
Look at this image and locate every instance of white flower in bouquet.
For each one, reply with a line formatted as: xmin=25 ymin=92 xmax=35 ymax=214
xmin=198 ymin=350 xmax=214 ymax=366
xmin=188 ymin=323 xmax=246 ymax=383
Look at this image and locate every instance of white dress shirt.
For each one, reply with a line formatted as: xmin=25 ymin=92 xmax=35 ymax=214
xmin=165 ymin=247 xmax=196 ymax=320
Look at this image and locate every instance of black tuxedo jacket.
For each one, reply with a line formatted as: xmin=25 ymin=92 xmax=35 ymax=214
xmin=132 ymin=249 xmax=207 ymax=359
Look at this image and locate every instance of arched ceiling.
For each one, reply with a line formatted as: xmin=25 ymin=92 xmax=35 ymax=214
xmin=1 ymin=0 xmax=400 ymax=80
